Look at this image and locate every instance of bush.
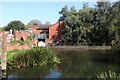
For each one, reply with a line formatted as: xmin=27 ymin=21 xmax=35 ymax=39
xmin=112 ymin=40 xmax=120 ymax=51
xmin=7 ymin=47 xmax=60 ymax=69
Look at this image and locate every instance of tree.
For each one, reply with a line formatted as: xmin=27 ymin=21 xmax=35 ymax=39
xmin=4 ymin=20 xmax=25 ymax=31
xmin=110 ymin=2 xmax=120 ymax=47
xmin=59 ymin=4 xmax=93 ymax=45
xmin=0 ymin=27 xmax=4 ymax=32
xmin=44 ymin=21 xmax=51 ymax=27
xmin=24 ymin=25 xmax=30 ymax=30
xmin=59 ymin=5 xmax=69 ymax=22
xmin=89 ymin=2 xmax=112 ymax=45
xmin=27 ymin=19 xmax=42 ymax=27
xmin=59 ymin=2 xmax=120 ymax=46
xmin=77 ymin=3 xmax=93 ymax=45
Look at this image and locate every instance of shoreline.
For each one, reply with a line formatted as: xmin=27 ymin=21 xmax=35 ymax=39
xmin=48 ymin=46 xmax=112 ymax=50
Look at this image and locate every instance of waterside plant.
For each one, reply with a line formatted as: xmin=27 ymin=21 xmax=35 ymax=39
xmin=7 ymin=47 xmax=60 ymax=69
xmin=96 ymin=71 xmax=120 ymax=79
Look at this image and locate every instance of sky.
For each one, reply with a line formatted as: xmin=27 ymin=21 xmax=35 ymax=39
xmin=0 ymin=0 xmax=118 ymax=27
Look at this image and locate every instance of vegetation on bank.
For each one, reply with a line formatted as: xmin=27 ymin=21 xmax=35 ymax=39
xmin=59 ymin=2 xmax=120 ymax=46
xmin=96 ymin=71 xmax=120 ymax=79
xmin=7 ymin=47 xmax=60 ymax=69
xmin=112 ymin=40 xmax=120 ymax=50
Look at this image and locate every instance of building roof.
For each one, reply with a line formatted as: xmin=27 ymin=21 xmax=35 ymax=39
xmin=37 ymin=21 xmax=64 ymax=30
xmin=37 ymin=24 xmax=51 ymax=30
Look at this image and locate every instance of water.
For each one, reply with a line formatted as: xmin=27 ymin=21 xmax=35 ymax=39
xmin=7 ymin=49 xmax=120 ymax=78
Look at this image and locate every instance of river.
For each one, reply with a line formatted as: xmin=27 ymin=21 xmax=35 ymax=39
xmin=7 ymin=48 xmax=120 ymax=78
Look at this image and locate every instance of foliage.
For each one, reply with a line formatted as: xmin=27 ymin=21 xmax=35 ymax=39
xmin=7 ymin=47 xmax=60 ymax=69
xmin=20 ymin=35 xmax=32 ymax=45
xmin=112 ymin=40 xmax=120 ymax=50
xmin=0 ymin=27 xmax=5 ymax=32
xmin=4 ymin=20 xmax=25 ymax=31
xmin=9 ymin=35 xmax=33 ymax=45
xmin=25 ymin=35 xmax=33 ymax=44
xmin=24 ymin=25 xmax=30 ymax=30
xmin=59 ymin=2 xmax=120 ymax=46
xmin=10 ymin=39 xmax=18 ymax=45
xmin=96 ymin=71 xmax=120 ymax=79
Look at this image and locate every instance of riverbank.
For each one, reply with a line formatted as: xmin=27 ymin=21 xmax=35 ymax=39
xmin=48 ymin=46 xmax=111 ymax=50
xmin=7 ymin=44 xmax=112 ymax=51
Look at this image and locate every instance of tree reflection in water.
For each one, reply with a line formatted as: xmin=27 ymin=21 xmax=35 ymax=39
xmin=45 ymin=64 xmax=62 ymax=78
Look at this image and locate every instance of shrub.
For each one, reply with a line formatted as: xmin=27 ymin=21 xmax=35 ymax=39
xmin=7 ymin=47 xmax=60 ymax=69
xmin=113 ymin=43 xmax=120 ymax=50
xmin=112 ymin=40 xmax=120 ymax=50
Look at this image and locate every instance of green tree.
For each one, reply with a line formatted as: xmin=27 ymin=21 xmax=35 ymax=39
xmin=89 ymin=2 xmax=112 ymax=46
xmin=77 ymin=3 xmax=93 ymax=45
xmin=59 ymin=2 xmax=120 ymax=46
xmin=0 ymin=27 xmax=4 ymax=32
xmin=24 ymin=25 xmax=30 ymax=30
xmin=110 ymin=2 xmax=120 ymax=47
xmin=59 ymin=4 xmax=93 ymax=45
xmin=4 ymin=20 xmax=25 ymax=31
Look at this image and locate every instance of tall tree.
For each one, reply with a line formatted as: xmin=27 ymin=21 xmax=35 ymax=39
xmin=89 ymin=2 xmax=112 ymax=45
xmin=4 ymin=20 xmax=25 ymax=31
xmin=59 ymin=4 xmax=93 ymax=45
xmin=59 ymin=2 xmax=120 ymax=46
xmin=110 ymin=2 xmax=120 ymax=46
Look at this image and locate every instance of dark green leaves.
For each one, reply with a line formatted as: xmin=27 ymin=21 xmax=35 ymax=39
xmin=4 ymin=20 xmax=25 ymax=31
xmin=59 ymin=2 xmax=120 ymax=46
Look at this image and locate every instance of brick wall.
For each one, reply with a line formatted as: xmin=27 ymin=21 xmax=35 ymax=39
xmin=7 ymin=44 xmax=30 ymax=51
xmin=0 ymin=32 xmax=5 ymax=38
xmin=14 ymin=31 xmax=30 ymax=41
xmin=49 ymin=21 xmax=64 ymax=43
xmin=31 ymin=25 xmax=44 ymax=34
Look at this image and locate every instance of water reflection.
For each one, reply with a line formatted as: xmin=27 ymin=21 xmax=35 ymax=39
xmin=45 ymin=69 xmax=61 ymax=78
xmin=54 ymin=49 xmax=120 ymax=78
xmin=45 ymin=64 xmax=62 ymax=78
xmin=7 ymin=49 xmax=120 ymax=78
xmin=8 ymin=74 xmax=18 ymax=78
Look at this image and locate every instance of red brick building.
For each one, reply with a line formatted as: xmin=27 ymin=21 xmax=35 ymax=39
xmin=32 ymin=21 xmax=64 ymax=45
xmin=14 ymin=30 xmax=30 ymax=41
xmin=0 ymin=21 xmax=64 ymax=48
xmin=49 ymin=21 xmax=64 ymax=43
